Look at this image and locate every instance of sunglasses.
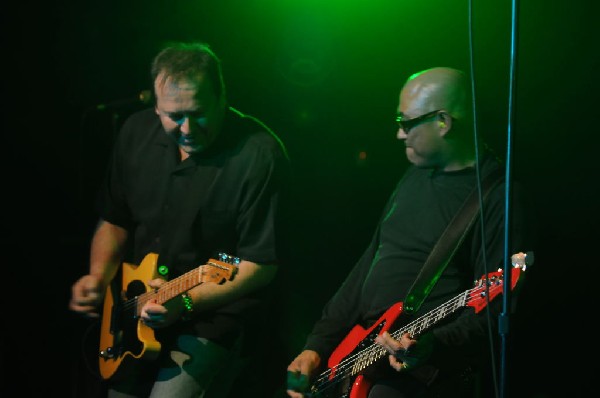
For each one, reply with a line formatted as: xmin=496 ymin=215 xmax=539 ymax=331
xmin=395 ymin=110 xmax=443 ymax=133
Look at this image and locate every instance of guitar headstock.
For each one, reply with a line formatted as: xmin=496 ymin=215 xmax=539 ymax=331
xmin=202 ymin=253 xmax=240 ymax=284
xmin=467 ymin=251 xmax=532 ymax=313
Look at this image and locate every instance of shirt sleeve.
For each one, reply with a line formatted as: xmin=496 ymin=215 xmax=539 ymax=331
xmin=302 ymin=183 xmax=402 ymax=360
xmin=235 ymin=134 xmax=290 ymax=265
xmin=303 ymin=233 xmax=379 ymax=360
xmin=95 ymin=116 xmax=135 ymax=230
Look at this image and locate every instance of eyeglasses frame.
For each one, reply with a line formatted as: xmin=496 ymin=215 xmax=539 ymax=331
xmin=395 ymin=110 xmax=445 ymax=133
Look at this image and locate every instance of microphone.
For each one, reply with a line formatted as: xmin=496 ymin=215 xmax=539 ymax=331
xmin=96 ymin=89 xmax=153 ymax=110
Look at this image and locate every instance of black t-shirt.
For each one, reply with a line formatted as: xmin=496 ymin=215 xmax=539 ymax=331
xmin=304 ymin=154 xmax=529 ymax=369
xmin=98 ymin=106 xmax=289 ymax=347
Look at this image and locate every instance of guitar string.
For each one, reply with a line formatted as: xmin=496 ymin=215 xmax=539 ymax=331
xmin=117 ymin=259 xmax=237 ymax=314
xmin=118 ymin=266 xmax=207 ymax=313
xmin=310 ymin=281 xmax=496 ymax=393
xmin=112 ymin=253 xmax=240 ymax=317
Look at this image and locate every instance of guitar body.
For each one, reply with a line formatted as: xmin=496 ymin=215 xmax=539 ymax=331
xmin=321 ymin=302 xmax=404 ymax=398
xmin=98 ymin=251 xmax=239 ymax=381
xmin=350 ymin=375 xmax=371 ymax=398
xmin=99 ymin=253 xmax=161 ymax=381
xmin=329 ymin=303 xmax=403 ymax=368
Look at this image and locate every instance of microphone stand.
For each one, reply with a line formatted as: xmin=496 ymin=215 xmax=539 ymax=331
xmin=499 ymin=0 xmax=520 ymax=397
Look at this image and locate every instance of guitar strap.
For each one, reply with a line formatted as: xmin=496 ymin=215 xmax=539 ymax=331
xmin=402 ymin=167 xmax=504 ymax=314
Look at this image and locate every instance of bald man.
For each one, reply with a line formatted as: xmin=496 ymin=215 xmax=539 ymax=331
xmin=286 ymin=67 xmax=529 ymax=398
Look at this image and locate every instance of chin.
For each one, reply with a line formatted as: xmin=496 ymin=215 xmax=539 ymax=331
xmin=406 ymin=150 xmax=432 ymax=169
xmin=407 ymin=156 xmax=431 ymax=169
xmin=406 ymin=150 xmax=419 ymax=166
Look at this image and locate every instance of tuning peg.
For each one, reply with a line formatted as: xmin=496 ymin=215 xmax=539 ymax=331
xmin=218 ymin=252 xmax=241 ymax=265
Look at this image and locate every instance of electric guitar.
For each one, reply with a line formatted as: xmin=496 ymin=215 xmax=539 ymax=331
xmin=98 ymin=252 xmax=239 ymax=381
xmin=308 ymin=252 xmax=532 ymax=398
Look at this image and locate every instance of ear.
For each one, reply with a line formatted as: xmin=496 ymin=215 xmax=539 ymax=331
xmin=438 ymin=112 xmax=452 ymax=136
xmin=155 ymin=105 xmax=160 ymax=115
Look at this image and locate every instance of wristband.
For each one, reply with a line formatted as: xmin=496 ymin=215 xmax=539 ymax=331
xmin=181 ymin=292 xmax=194 ymax=321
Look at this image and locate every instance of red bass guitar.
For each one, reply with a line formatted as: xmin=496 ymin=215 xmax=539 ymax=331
xmin=308 ymin=252 xmax=532 ymax=398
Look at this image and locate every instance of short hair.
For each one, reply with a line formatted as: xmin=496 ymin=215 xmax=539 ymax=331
xmin=151 ymin=42 xmax=225 ymax=98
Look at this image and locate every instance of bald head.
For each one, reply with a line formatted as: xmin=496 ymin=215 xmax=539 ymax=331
xmin=401 ymin=67 xmax=470 ymax=121
xmin=396 ymin=67 xmax=477 ymax=171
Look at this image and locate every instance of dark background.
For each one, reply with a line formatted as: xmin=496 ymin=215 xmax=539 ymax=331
xmin=2 ymin=1 xmax=597 ymax=397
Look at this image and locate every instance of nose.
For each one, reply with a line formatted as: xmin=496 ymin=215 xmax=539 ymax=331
xmin=179 ymin=116 xmax=193 ymax=135
xmin=396 ymin=126 xmax=408 ymax=140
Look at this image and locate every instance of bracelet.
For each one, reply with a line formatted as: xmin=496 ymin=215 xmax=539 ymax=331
xmin=181 ymin=292 xmax=194 ymax=321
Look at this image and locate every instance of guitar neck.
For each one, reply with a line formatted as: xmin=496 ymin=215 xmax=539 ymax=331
xmin=366 ymin=290 xmax=469 ymax=368
xmin=134 ymin=266 xmax=205 ymax=316
xmin=392 ymin=290 xmax=468 ymax=340
xmin=310 ymin=291 xmax=470 ymax=396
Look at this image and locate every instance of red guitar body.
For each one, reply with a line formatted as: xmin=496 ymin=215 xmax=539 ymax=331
xmin=327 ymin=303 xmax=404 ymax=398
